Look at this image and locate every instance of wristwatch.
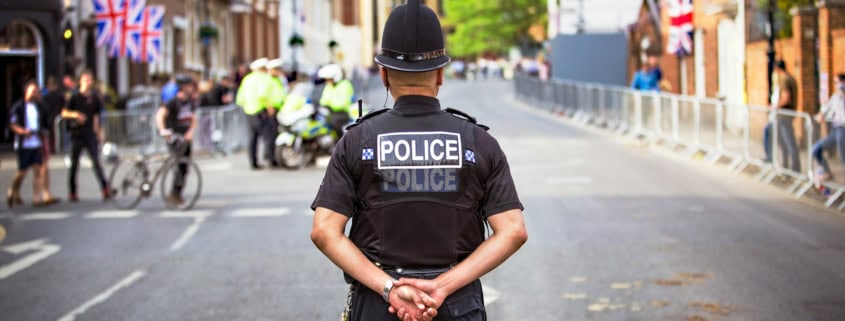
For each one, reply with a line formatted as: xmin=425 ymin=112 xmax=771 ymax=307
xmin=382 ymin=278 xmax=397 ymax=302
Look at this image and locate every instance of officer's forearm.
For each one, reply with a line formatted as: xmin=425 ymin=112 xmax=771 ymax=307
xmin=311 ymin=207 xmax=393 ymax=294
xmin=433 ymin=209 xmax=527 ymax=296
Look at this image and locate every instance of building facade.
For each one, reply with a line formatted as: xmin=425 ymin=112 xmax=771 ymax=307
xmin=0 ymin=0 xmax=64 ymax=149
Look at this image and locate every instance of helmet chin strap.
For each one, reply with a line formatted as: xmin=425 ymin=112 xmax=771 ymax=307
xmin=382 ymin=68 xmax=390 ymax=108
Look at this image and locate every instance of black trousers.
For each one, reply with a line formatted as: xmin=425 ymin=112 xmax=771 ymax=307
xmin=330 ymin=111 xmax=350 ymax=139
xmin=68 ymin=134 xmax=108 ymax=195
xmin=170 ymin=142 xmax=192 ymax=195
xmin=349 ymin=272 xmax=486 ymax=321
xmin=247 ymin=112 xmax=276 ymax=167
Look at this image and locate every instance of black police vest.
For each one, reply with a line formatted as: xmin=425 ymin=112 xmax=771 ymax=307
xmin=350 ymin=108 xmax=488 ymax=267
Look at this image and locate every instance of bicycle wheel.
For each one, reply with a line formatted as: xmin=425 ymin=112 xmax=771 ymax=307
xmin=159 ymin=157 xmax=202 ymax=211
xmin=108 ymin=160 xmax=147 ymax=210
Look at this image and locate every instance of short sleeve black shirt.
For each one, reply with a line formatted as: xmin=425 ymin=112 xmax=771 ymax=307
xmin=65 ymin=90 xmax=104 ymax=137
xmin=311 ymin=95 xmax=523 ymax=218
xmin=165 ymin=97 xmax=196 ymax=134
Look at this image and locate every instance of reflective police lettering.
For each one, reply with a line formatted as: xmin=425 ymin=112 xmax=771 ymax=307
xmin=380 ymin=169 xmax=458 ymax=192
xmin=377 ymin=132 xmax=462 ymax=169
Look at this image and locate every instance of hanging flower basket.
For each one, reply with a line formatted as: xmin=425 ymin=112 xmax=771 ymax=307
xmin=289 ymin=34 xmax=305 ymax=47
xmin=199 ymin=23 xmax=219 ymax=40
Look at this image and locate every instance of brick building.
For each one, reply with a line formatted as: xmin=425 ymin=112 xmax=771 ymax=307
xmin=630 ymin=0 xmax=845 ymax=117
xmin=0 ymin=0 xmax=64 ymax=149
xmin=61 ymin=0 xmax=280 ymax=97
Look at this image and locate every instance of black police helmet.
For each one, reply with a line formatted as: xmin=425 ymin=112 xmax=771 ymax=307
xmin=175 ymin=74 xmax=195 ymax=90
xmin=374 ymin=0 xmax=450 ymax=73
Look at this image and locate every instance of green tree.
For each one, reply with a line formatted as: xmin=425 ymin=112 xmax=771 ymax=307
xmin=757 ymin=0 xmax=814 ymax=38
xmin=443 ymin=0 xmax=547 ymax=58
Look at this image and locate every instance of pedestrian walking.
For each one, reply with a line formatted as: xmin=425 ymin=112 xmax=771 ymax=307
xmin=62 ymin=70 xmax=111 ymax=202
xmin=631 ymin=59 xmax=660 ymax=91
xmin=42 ymin=76 xmax=65 ymax=153
xmin=236 ymin=58 xmax=277 ymax=169
xmin=813 ymin=73 xmax=845 ymax=184
xmin=763 ymin=60 xmax=801 ymax=173
xmin=7 ymin=80 xmax=61 ymax=207
xmin=155 ymin=75 xmax=197 ymax=205
xmin=310 ymin=2 xmax=528 ymax=321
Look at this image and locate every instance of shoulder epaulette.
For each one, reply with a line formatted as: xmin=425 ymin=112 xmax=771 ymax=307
xmin=445 ymin=107 xmax=490 ymax=131
xmin=345 ymin=108 xmax=390 ymax=130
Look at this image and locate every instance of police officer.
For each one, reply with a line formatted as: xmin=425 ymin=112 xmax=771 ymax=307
xmin=317 ymin=64 xmax=355 ymax=138
xmin=237 ymin=58 xmax=278 ymax=169
xmin=310 ymin=2 xmax=527 ymax=321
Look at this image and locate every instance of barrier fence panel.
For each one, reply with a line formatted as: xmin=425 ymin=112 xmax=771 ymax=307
xmin=513 ymin=76 xmax=826 ymax=202
xmin=54 ymin=104 xmax=247 ymax=158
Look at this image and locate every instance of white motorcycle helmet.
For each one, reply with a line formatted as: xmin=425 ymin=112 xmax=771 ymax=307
xmin=317 ymin=64 xmax=343 ymax=83
xmin=102 ymin=142 xmax=120 ymax=164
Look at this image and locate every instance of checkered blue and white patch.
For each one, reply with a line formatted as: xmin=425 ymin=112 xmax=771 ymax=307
xmin=464 ymin=149 xmax=476 ymax=163
xmin=362 ymin=148 xmax=374 ymax=161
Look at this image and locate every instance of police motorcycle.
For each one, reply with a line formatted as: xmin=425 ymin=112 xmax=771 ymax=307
xmin=273 ymin=83 xmax=338 ymax=169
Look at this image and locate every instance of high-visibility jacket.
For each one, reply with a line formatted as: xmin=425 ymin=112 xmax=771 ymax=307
xmin=236 ymin=71 xmax=273 ymax=115
xmin=269 ymin=76 xmax=288 ymax=109
xmin=319 ymin=79 xmax=354 ymax=113
xmin=280 ymin=94 xmax=307 ymax=115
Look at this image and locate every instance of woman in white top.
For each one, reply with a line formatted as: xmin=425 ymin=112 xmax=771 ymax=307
xmin=813 ymin=73 xmax=845 ymax=183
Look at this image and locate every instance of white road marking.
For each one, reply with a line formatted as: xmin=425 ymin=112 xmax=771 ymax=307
xmin=160 ymin=210 xmax=213 ymax=219
xmin=56 ymin=270 xmax=146 ymax=321
xmin=169 ymin=216 xmax=206 ymax=252
xmin=230 ymin=207 xmax=291 ymax=217
xmin=482 ymin=284 xmax=500 ymax=306
xmin=84 ymin=210 xmax=139 ymax=219
xmin=19 ymin=212 xmax=73 ymax=221
xmin=0 ymin=238 xmax=61 ymax=279
xmin=547 ymin=176 xmax=593 ymax=185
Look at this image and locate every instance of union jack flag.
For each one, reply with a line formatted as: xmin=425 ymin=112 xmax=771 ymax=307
xmin=94 ymin=0 xmax=164 ymax=62
xmin=108 ymin=0 xmax=146 ymax=58
xmin=130 ymin=5 xmax=164 ymax=63
xmin=93 ymin=0 xmax=126 ymax=48
xmin=666 ymin=0 xmax=694 ymax=57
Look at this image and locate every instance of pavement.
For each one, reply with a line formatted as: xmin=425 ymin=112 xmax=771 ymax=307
xmin=1 ymin=79 xmax=844 ymax=321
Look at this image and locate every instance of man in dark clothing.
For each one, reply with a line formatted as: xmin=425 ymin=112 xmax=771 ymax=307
xmin=7 ymin=80 xmax=61 ymax=207
xmin=42 ymin=76 xmax=65 ymax=153
xmin=156 ymin=75 xmax=198 ymax=205
xmin=62 ymin=71 xmax=111 ymax=202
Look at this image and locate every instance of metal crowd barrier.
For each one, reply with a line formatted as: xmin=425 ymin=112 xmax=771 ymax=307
xmin=54 ymin=104 xmax=248 ymax=158
xmin=514 ymin=76 xmax=843 ymax=210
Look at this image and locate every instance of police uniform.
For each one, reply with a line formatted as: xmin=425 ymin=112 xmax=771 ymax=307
xmin=311 ymin=1 xmax=522 ymax=320
xmin=236 ymin=58 xmax=277 ymax=168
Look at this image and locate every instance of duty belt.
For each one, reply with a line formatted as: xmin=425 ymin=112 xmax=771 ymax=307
xmin=375 ymin=261 xmax=455 ymax=275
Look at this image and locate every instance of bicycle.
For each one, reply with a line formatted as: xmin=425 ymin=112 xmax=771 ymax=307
xmin=107 ymin=135 xmax=202 ymax=211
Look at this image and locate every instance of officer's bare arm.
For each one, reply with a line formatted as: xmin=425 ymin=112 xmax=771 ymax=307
xmin=311 ymin=207 xmax=395 ymax=292
xmin=395 ymin=209 xmax=527 ymax=305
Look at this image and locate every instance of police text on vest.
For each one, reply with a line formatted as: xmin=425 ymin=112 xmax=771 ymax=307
xmin=377 ymin=132 xmax=462 ymax=169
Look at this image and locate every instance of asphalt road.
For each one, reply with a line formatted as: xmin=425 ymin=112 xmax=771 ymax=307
xmin=1 ymin=79 xmax=844 ymax=321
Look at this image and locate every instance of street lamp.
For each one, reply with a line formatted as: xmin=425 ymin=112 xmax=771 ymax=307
xmin=766 ymin=0 xmax=776 ymax=104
